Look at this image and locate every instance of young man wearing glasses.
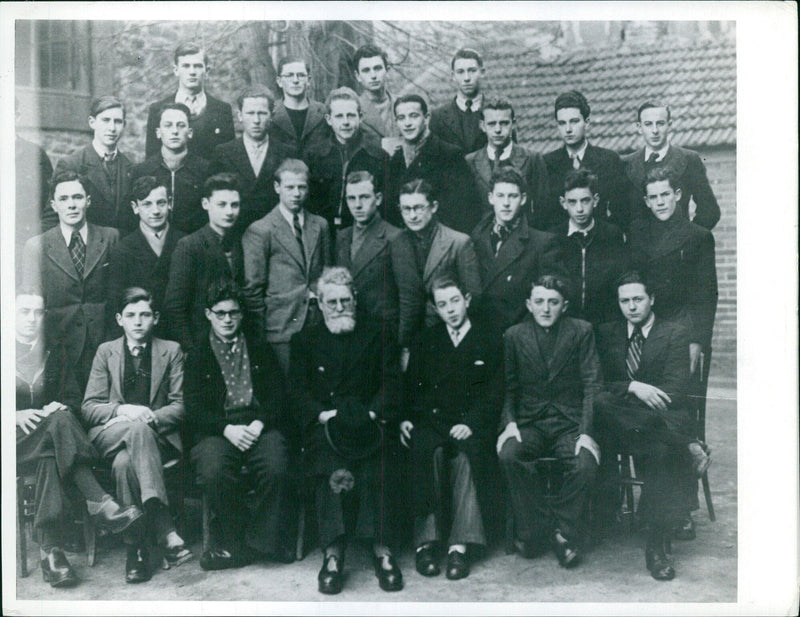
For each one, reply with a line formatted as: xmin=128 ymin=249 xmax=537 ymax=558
xmin=268 ymin=57 xmax=329 ymax=162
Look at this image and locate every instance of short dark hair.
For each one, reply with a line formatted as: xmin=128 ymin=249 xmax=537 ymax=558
xmin=554 ymin=90 xmax=590 ymax=121
xmin=352 ymin=44 xmax=389 ymax=72
xmin=237 ymin=85 xmax=275 ymax=111
xmin=157 ymin=102 xmax=191 ymax=125
xmin=451 ymin=48 xmax=483 ymax=70
xmin=345 ymin=170 xmax=376 ymax=191
xmin=274 ymin=158 xmax=309 ymax=184
xmin=117 ymin=287 xmax=155 ymax=315
xmin=399 ymin=178 xmax=435 ymax=203
xmin=393 ymin=93 xmax=428 ymax=116
xmin=430 ymin=275 xmax=468 ymax=302
xmin=643 ymin=167 xmax=678 ymax=194
xmin=49 ymin=169 xmax=88 ymax=200
xmin=531 ymin=274 xmax=570 ymax=301
xmin=324 ymin=86 xmax=361 ymax=113
xmin=90 ymin=95 xmax=125 ymax=120
xmin=205 ymin=277 xmax=244 ymax=310
xmin=489 ymin=167 xmax=527 ymax=195
xmin=481 ymin=95 xmax=515 ymax=120
xmin=130 ymin=176 xmax=169 ymax=203
xmin=636 ymin=100 xmax=671 ymax=122
xmin=174 ymin=42 xmax=208 ymax=66
xmin=615 ymin=270 xmax=653 ymax=297
xmin=563 ymin=169 xmax=599 ymax=196
xmin=202 ymin=172 xmax=240 ymax=200
xmin=277 ymin=56 xmax=310 ymax=76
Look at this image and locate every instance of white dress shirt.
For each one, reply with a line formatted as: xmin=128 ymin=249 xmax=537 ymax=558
xmin=448 ymin=318 xmax=472 ymax=348
xmin=627 ymin=312 xmax=655 ymax=339
xmin=60 ymin=222 xmax=88 ymax=247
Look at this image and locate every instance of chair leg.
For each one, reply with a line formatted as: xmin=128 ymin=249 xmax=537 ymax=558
xmin=201 ymin=493 xmax=211 ymax=555
xmin=17 ymin=479 xmax=29 ymax=578
xmin=701 ymin=472 xmax=716 ymax=521
xmin=295 ymin=504 xmax=305 ymax=562
xmin=82 ymin=508 xmax=97 ymax=566
xmin=504 ymin=502 xmax=516 ymax=555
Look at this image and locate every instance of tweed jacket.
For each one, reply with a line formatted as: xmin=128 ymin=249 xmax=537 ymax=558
xmin=267 ymin=100 xmax=330 ymax=163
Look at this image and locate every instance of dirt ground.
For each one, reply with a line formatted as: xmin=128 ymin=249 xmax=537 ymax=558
xmin=12 ymin=383 xmax=737 ymax=606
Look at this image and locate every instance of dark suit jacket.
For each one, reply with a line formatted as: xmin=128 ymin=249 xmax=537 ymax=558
xmin=23 ymin=224 xmax=119 ymax=370
xmin=184 ymin=329 xmax=289 ymax=443
xmin=472 ymin=214 xmax=564 ymax=332
xmin=307 ymin=130 xmax=389 ymax=233
xmin=386 ymin=133 xmax=481 ymax=234
xmin=547 ymin=218 xmax=630 ymax=326
xmin=242 ymin=206 xmax=332 ymax=344
xmin=163 ymin=225 xmax=244 ymax=355
xmin=81 ymin=337 xmax=185 ymax=451
xmin=595 ymin=318 xmax=693 ymax=434
xmin=145 ymin=93 xmax=235 ymax=161
xmin=107 ymin=225 xmax=186 ymax=338
xmin=544 ymin=143 xmax=633 ymax=232
xmin=210 ymin=137 xmax=294 ymax=233
xmin=501 ymin=316 xmax=601 ymax=435
xmin=55 ymin=145 xmax=134 ymax=231
xmin=335 ymin=216 xmax=401 ymax=324
xmin=16 ymin=342 xmax=82 ymax=414
xmin=629 ymin=215 xmax=718 ymax=349
xmin=131 ymin=153 xmax=211 ymax=234
xmin=267 ymin=100 xmax=329 ymax=163
xmin=623 ymin=144 xmax=721 ymax=230
xmin=466 ymin=144 xmax=551 ymax=230
xmin=16 ymin=137 xmax=55 ymax=280
xmin=391 ymin=221 xmax=482 ymax=347
xmin=429 ymin=98 xmax=487 ymax=155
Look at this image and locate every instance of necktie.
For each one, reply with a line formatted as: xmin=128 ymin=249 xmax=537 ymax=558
xmin=492 ymin=146 xmax=505 ymax=169
xmin=572 ymin=154 xmax=581 ymax=170
xmin=626 ymin=327 xmax=644 ymax=379
xmin=69 ymin=230 xmax=86 ymax=278
xmin=186 ymin=95 xmax=198 ymax=117
xmin=449 ymin=327 xmax=461 ymax=347
xmin=465 ymin=99 xmax=473 ymax=113
xmin=490 ymin=223 xmax=511 ymax=256
xmin=646 ymin=152 xmax=660 ymax=167
xmin=130 ymin=345 xmax=143 ymax=357
xmin=292 ymin=213 xmax=306 ymax=267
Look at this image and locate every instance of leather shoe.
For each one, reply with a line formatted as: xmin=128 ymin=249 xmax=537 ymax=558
xmin=415 ymin=544 xmax=441 ymax=577
xmin=445 ymin=550 xmax=470 ymax=580
xmin=125 ymin=546 xmax=152 ymax=584
xmin=90 ymin=496 xmax=144 ymax=535
xmin=199 ymin=548 xmax=238 ymax=571
xmin=551 ymin=530 xmax=581 ymax=568
xmin=374 ymin=553 xmax=404 ymax=591
xmin=673 ymin=514 xmax=696 ymax=541
xmin=318 ymin=554 xmax=344 ymax=595
xmin=514 ymin=538 xmax=549 ymax=559
xmin=163 ymin=544 xmax=193 ymax=568
xmin=41 ymin=548 xmax=78 ymax=588
xmin=645 ymin=547 xmax=676 ymax=581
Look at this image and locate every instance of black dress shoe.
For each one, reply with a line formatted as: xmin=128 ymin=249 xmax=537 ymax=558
xmin=445 ymin=550 xmax=470 ymax=580
xmin=673 ymin=514 xmax=696 ymax=541
xmin=415 ymin=544 xmax=441 ymax=577
xmin=374 ymin=554 xmax=404 ymax=591
xmin=199 ymin=548 xmax=238 ymax=571
xmin=41 ymin=548 xmax=79 ymax=588
xmin=125 ymin=546 xmax=152 ymax=584
xmin=91 ymin=497 xmax=144 ymax=535
xmin=163 ymin=544 xmax=193 ymax=568
xmin=318 ymin=554 xmax=344 ymax=595
xmin=645 ymin=547 xmax=676 ymax=581
xmin=551 ymin=530 xmax=581 ymax=569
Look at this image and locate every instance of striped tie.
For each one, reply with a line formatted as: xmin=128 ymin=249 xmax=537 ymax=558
xmin=626 ymin=327 xmax=644 ymax=380
xmin=293 ymin=212 xmax=306 ymax=268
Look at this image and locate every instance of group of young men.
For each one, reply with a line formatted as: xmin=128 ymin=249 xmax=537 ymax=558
xmin=16 ymin=40 xmax=720 ymax=595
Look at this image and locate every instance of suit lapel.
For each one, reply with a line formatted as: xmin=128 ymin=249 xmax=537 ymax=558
xmin=441 ymin=100 xmax=461 ymax=139
xmin=351 ymin=221 xmax=386 ymax=278
xmin=627 ymin=148 xmax=647 ymax=184
xmin=270 ymin=210 xmax=305 ymax=270
xmin=271 ymin=104 xmax=296 ymax=142
xmin=662 ymin=145 xmax=689 ymax=178
xmin=83 ymin=225 xmax=107 ymax=278
xmin=546 ymin=320 xmax=575 ymax=381
xmin=301 ymin=214 xmax=321 ymax=269
xmin=110 ymin=339 xmax=124 ymax=400
xmin=233 ymin=140 xmax=258 ymax=183
xmin=485 ymin=222 xmax=528 ymax=286
xmin=259 ymin=143 xmax=283 ymax=184
xmin=509 ymin=144 xmax=530 ymax=169
xmin=301 ymin=103 xmax=324 ymax=141
xmin=423 ymin=224 xmax=451 ymax=284
xmin=149 ymin=339 xmax=167 ymax=406
xmin=45 ymin=228 xmax=81 ymax=281
xmin=473 ymin=149 xmax=492 ymax=184
xmin=638 ymin=319 xmax=668 ymax=376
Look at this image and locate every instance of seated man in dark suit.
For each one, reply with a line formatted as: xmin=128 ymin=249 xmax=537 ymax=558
xmin=549 ymin=169 xmax=629 ymax=326
xmin=108 ymin=176 xmax=186 ymax=340
xmin=471 ymin=167 xmax=563 ymax=333
xmin=289 ymin=267 xmax=404 ymax=595
xmin=386 ymin=94 xmax=481 ymax=233
xmin=390 ymin=178 xmax=482 ymax=365
xmin=210 ymin=85 xmax=294 ymax=233
xmin=429 ymin=48 xmax=488 ymax=155
xmin=186 ymin=279 xmax=294 ymax=570
xmin=401 ymin=277 xmax=503 ymax=581
xmin=132 ymin=103 xmax=211 ymax=234
xmin=498 ymin=275 xmax=601 ymax=568
xmin=335 ymin=170 xmax=400 ymax=327
xmin=543 ymin=90 xmax=632 ymax=231
xmin=623 ymin=100 xmax=720 ymax=230
xmin=16 ymin=290 xmax=143 ymax=589
xmin=82 ymin=287 xmax=191 ymax=584
xmin=145 ymin=42 xmax=235 ymax=161
xmin=466 ymin=96 xmax=549 ymax=229
xmin=54 ymin=96 xmax=133 ymax=231
xmin=594 ymin=271 xmax=711 ymax=580
xmin=164 ymin=173 xmax=244 ymax=356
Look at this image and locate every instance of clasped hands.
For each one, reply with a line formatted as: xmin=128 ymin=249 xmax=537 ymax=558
xmin=16 ymin=401 xmax=68 ymax=435
xmin=223 ymin=420 xmax=265 ymax=452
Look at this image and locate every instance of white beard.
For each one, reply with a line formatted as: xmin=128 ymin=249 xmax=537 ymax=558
xmin=324 ymin=313 xmax=356 ymax=334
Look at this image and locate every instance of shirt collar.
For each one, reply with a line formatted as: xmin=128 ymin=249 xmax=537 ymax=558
xmin=243 ymin=132 xmax=269 ymax=151
xmin=355 ymin=212 xmax=381 ymax=231
xmin=210 ymin=329 xmax=240 ymax=349
xmin=60 ymin=222 xmax=88 ymax=246
xmin=448 ymin=318 xmax=472 ymax=344
xmin=161 ymin=147 xmax=188 ymax=171
xmin=278 ymin=203 xmax=304 ymax=228
xmin=92 ymin=140 xmax=118 ymax=161
xmin=455 ymin=93 xmax=483 ymax=112
xmin=645 ymin=143 xmax=670 ymax=162
xmin=568 ymin=217 xmax=596 ymax=236
xmin=176 ymin=88 xmax=206 ymax=106
xmin=566 ymin=140 xmax=589 ymax=162
xmin=125 ymin=339 xmax=148 ymax=354
xmin=487 ymin=141 xmax=513 ymax=161
xmin=140 ymin=221 xmax=169 ymax=241
xmin=627 ymin=312 xmax=656 ymax=339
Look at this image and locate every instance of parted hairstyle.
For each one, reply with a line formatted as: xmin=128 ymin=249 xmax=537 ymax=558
xmin=205 ymin=277 xmax=245 ymax=310
xmin=563 ymin=169 xmax=599 ymax=196
xmin=49 ymin=169 xmax=88 ymax=200
xmin=489 ymin=167 xmax=527 ymax=195
xmin=451 ymin=47 xmax=483 ymax=69
xmin=399 ymin=178 xmax=436 ymax=203
xmin=324 ymin=86 xmax=361 ymax=113
xmin=277 ymin=56 xmax=310 ymax=77
xmin=274 ymin=158 xmax=309 ymax=183
xmin=531 ymin=274 xmax=570 ymax=300
xmin=202 ymin=172 xmax=240 ymax=199
xmin=352 ymin=44 xmax=389 ymax=72
xmin=636 ymin=100 xmax=671 ymax=122
xmin=481 ymin=95 xmax=515 ymax=120
xmin=316 ymin=266 xmax=355 ymax=301
xmin=430 ymin=275 xmax=469 ymax=302
xmin=90 ymin=95 xmax=126 ymax=120
xmin=117 ymin=286 xmax=155 ymax=315
xmin=236 ymin=85 xmax=275 ymax=111
xmin=157 ymin=102 xmax=191 ymax=124
xmin=174 ymin=42 xmax=208 ymax=66
xmin=643 ymin=167 xmax=678 ymax=194
xmin=554 ymin=90 xmax=590 ymax=121
xmin=615 ymin=270 xmax=653 ymax=297
xmin=345 ymin=170 xmax=377 ymax=190
xmin=130 ymin=176 xmax=170 ymax=202
xmin=393 ymin=93 xmax=428 ymax=116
